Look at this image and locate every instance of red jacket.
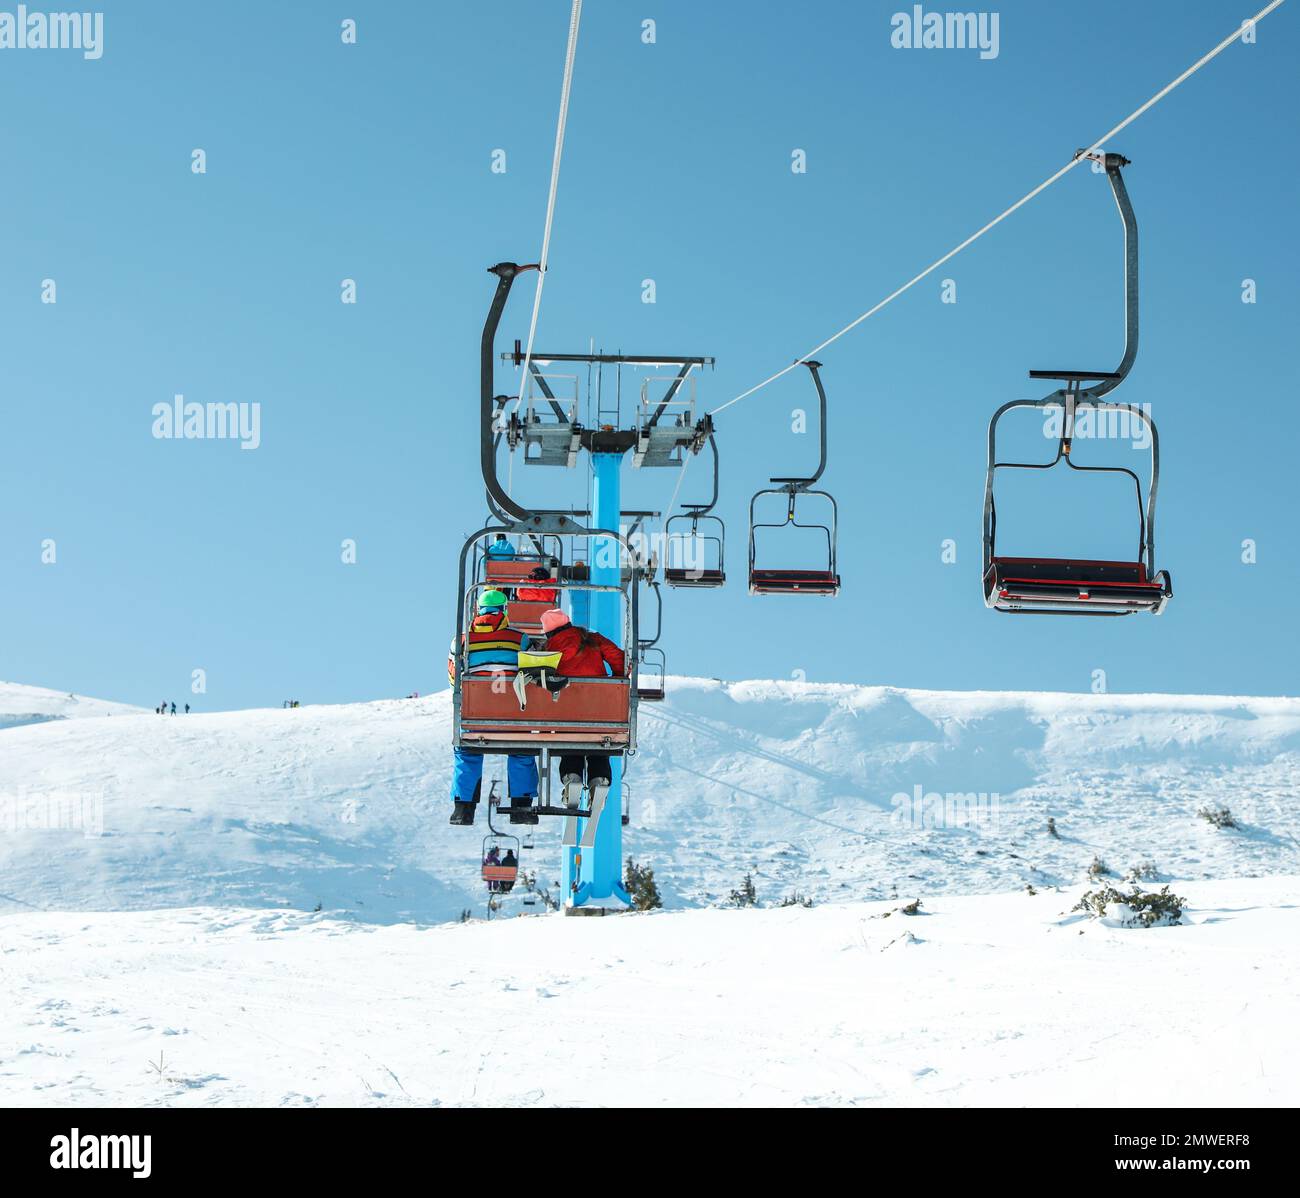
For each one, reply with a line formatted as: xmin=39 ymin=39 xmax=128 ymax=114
xmin=544 ymin=624 xmax=626 ymax=678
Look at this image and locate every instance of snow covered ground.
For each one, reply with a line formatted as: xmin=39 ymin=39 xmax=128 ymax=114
xmin=4 ymin=879 xmax=1297 ymax=1107
xmin=1 ymin=676 xmax=1297 ymax=1106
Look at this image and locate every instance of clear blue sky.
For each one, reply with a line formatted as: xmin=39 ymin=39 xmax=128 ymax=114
xmin=3 ymin=0 xmax=1296 ymax=710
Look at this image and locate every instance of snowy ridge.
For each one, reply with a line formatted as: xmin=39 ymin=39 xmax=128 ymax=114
xmin=0 ymin=680 xmax=143 ymax=731
xmin=1 ymin=677 xmax=1297 ymax=922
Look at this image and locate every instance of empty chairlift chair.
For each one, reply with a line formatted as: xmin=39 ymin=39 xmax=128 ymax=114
xmin=982 ymin=152 xmax=1172 ymax=617
xmin=748 ymin=361 xmax=841 ymax=596
xmin=664 ymin=435 xmax=726 ymax=588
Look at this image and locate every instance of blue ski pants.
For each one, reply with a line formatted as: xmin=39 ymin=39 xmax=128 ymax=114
xmin=451 ymin=749 xmax=538 ymax=802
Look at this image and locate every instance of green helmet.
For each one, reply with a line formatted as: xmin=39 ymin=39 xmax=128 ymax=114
xmin=478 ymin=589 xmax=508 ymax=612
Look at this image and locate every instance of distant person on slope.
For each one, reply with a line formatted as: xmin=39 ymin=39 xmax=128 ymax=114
xmin=447 ymin=589 xmax=538 ymax=827
xmin=537 ymin=608 xmax=626 ymax=810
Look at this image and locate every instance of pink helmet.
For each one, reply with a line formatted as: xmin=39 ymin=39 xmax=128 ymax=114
xmin=540 ymin=609 xmax=570 ymax=634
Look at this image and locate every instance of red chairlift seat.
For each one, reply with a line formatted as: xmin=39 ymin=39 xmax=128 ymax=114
xmin=664 ymin=565 xmax=726 ymax=588
xmin=749 ymin=568 xmax=840 ymax=596
xmin=985 ymin=556 xmax=1171 ymax=615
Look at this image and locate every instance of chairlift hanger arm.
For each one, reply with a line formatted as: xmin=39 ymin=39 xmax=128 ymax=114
xmin=483 ymin=264 xmax=612 ymax=525
xmin=639 ymin=578 xmax=663 ymax=648
xmin=682 ymin=433 xmax=721 ymax=517
xmin=1086 ymin=155 xmax=1139 ymax=401
xmin=481 ymin=263 xmax=539 ymax=523
xmin=768 ymin=360 xmax=828 ymax=489
xmin=1027 ymin=153 xmax=1138 ymax=405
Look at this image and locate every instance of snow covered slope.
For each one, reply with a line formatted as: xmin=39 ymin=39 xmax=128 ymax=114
xmin=0 ymin=680 xmax=143 ymax=731
xmin=3 ymin=878 xmax=1297 ymax=1107
xmin=1 ymin=679 xmax=1297 ymax=922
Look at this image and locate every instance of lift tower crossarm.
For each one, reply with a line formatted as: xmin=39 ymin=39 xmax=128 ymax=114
xmin=504 ymin=350 xmax=715 ymax=367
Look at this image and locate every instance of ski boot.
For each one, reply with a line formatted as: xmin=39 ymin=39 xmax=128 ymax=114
xmin=561 ymin=774 xmax=584 ymax=809
xmin=449 ymin=799 xmax=477 ymax=826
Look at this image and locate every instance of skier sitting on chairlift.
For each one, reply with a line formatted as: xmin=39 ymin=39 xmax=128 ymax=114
xmin=448 ymin=589 xmax=539 ymax=826
xmin=537 ymin=608 xmax=626 ymax=810
xmin=484 ymin=845 xmax=502 ymax=891
xmin=516 ymin=564 xmax=559 ymax=603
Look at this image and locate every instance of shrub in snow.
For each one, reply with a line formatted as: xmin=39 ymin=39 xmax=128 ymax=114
xmin=1197 ymin=804 xmax=1239 ymax=830
xmin=729 ymin=872 xmax=757 ymax=907
xmin=624 ymin=858 xmax=663 ymax=911
xmin=1073 ymin=884 xmax=1185 ymax=928
xmin=1126 ymin=860 xmax=1161 ymax=882
xmin=778 ymin=892 xmax=813 ymax=908
xmin=1046 ymin=817 xmax=1059 ymax=839
xmin=1087 ymin=855 xmax=1110 ymax=880
xmin=900 ymin=898 xmax=922 ymax=916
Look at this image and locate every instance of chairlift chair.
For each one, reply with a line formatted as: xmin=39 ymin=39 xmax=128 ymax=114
xmin=481 ymin=793 xmax=520 ymax=893
xmin=748 ymin=361 xmax=840 ymax=596
xmin=476 ymin=537 xmax=563 ymax=635
xmin=454 ymin=527 xmax=642 ymax=756
xmin=982 ymin=152 xmax=1172 ymax=617
xmin=664 ymin=434 xmax=726 ymax=588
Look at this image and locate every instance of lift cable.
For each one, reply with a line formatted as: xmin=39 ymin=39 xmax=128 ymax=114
xmin=709 ymin=0 xmax=1285 ymax=418
xmin=512 ymin=0 xmax=582 ymax=424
